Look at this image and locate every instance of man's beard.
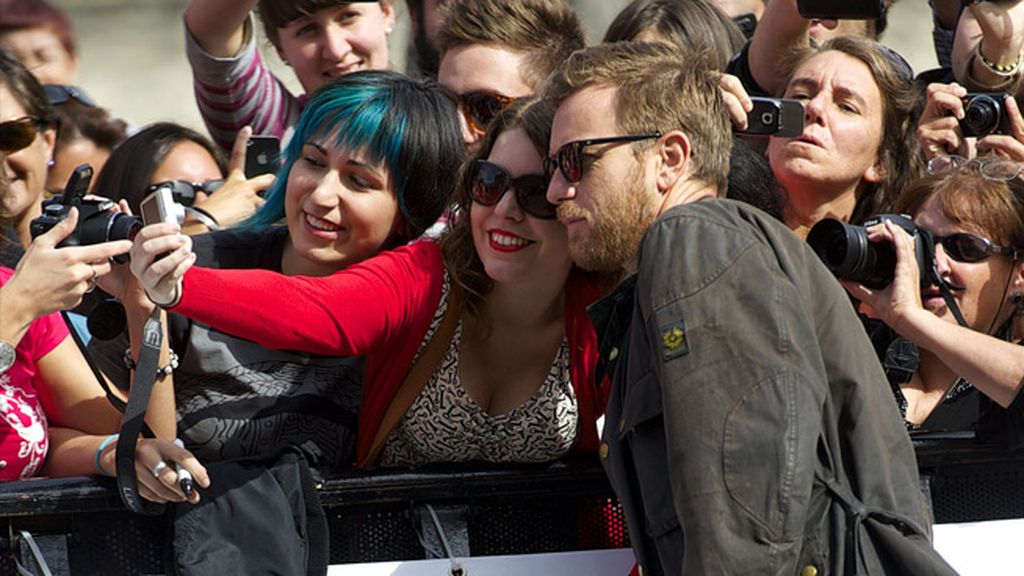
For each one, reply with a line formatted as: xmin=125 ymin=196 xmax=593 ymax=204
xmin=559 ymin=171 xmax=655 ymax=273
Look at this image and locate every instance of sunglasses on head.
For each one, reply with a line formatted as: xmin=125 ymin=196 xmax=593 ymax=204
xmin=145 ymin=179 xmax=226 ymax=207
xmin=469 ymin=159 xmax=556 ymax=220
xmin=0 ymin=116 xmax=49 ymax=154
xmin=933 ymin=231 xmax=1017 ymax=263
xmin=456 ymin=91 xmax=516 ymax=135
xmin=544 ymin=132 xmax=662 ymax=184
xmin=43 ymin=84 xmax=96 ymax=107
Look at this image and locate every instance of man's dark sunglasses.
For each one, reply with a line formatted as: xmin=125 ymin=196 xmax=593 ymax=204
xmin=544 ymin=132 xmax=662 ymax=184
xmin=145 ymin=179 xmax=225 ymax=207
xmin=43 ymin=84 xmax=96 ymax=107
xmin=933 ymin=231 xmax=1017 ymax=263
xmin=456 ymin=91 xmax=516 ymax=135
xmin=0 ymin=116 xmax=50 ymax=154
xmin=469 ymin=159 xmax=556 ymax=220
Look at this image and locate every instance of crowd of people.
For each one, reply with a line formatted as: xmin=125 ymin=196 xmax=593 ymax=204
xmin=2 ymin=0 xmax=1023 ymax=573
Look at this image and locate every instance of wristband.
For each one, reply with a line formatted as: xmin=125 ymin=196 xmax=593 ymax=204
xmin=185 ymin=206 xmax=221 ymax=231
xmin=95 ymin=433 xmax=119 ymax=476
xmin=976 ymin=43 xmax=1021 ymax=77
xmin=123 ymin=347 xmax=179 ymax=378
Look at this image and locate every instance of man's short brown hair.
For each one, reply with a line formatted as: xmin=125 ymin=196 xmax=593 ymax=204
xmin=542 ymin=41 xmax=730 ymax=195
xmin=437 ymin=0 xmax=585 ymax=90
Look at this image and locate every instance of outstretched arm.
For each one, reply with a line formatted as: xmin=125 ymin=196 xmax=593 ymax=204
xmin=183 ymin=0 xmax=257 ymax=58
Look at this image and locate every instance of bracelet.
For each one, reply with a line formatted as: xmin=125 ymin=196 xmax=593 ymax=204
xmin=976 ymin=43 xmax=1021 ymax=77
xmin=185 ymin=206 xmax=221 ymax=231
xmin=123 ymin=347 xmax=180 ymax=378
xmin=95 ymin=433 xmax=119 ymax=476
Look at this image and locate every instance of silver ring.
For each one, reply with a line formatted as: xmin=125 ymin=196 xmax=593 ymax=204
xmin=85 ymin=265 xmax=97 ymax=293
xmin=151 ymin=460 xmax=169 ymax=478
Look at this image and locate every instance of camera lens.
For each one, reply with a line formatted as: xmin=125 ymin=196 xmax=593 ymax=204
xmin=963 ymin=95 xmax=999 ymax=136
xmin=806 ymin=218 xmax=896 ymax=289
xmin=760 ymin=112 xmax=775 ymax=126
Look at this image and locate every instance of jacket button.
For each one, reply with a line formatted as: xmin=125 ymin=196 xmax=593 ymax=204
xmin=608 ymin=347 xmax=619 ymax=361
xmin=599 ymin=443 xmax=609 ymax=459
xmin=801 ymin=566 xmax=818 ymax=576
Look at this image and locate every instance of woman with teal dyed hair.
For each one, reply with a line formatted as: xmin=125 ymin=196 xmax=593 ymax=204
xmin=106 ymin=70 xmax=463 ymax=502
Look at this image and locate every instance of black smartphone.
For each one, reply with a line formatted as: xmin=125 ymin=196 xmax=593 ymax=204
xmin=245 ymin=135 xmax=281 ymax=179
xmin=733 ymin=12 xmax=757 ymax=40
xmin=796 ymin=0 xmax=884 ymax=19
xmin=735 ymin=97 xmax=805 ymax=138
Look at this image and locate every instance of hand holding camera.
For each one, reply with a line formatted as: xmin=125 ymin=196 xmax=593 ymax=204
xmin=129 ymin=222 xmax=195 ymax=308
xmin=808 ymin=216 xmax=935 ymax=332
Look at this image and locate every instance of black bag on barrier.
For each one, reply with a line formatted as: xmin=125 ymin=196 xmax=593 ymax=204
xmin=114 ymin=312 xmax=329 ymax=575
xmin=170 ymin=446 xmax=329 ymax=576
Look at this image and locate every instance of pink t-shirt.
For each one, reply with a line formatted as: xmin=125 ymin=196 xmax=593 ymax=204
xmin=0 ymin=267 xmax=67 ymax=480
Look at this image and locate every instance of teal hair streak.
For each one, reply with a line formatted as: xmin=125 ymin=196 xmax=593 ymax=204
xmin=244 ymin=75 xmax=410 ymax=229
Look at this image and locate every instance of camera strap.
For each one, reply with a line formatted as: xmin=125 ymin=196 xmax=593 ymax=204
xmin=114 ymin=307 xmax=167 ymax=516
xmin=921 ymin=241 xmax=969 ymax=328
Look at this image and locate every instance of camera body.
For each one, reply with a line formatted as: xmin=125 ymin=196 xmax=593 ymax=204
xmin=29 ymin=164 xmax=142 ymax=262
xmin=735 ymin=97 xmax=805 ymax=138
xmin=806 ymin=214 xmax=934 ymax=289
xmin=140 ymin=184 xmax=186 ymax=226
xmin=796 ymin=0 xmax=884 ymax=19
xmin=960 ymin=93 xmax=1013 ymax=137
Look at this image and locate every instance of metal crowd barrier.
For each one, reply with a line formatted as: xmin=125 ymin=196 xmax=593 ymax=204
xmin=1 ymin=443 xmax=1021 ymax=575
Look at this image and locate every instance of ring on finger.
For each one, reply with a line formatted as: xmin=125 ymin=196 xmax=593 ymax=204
xmin=85 ymin=265 xmax=97 ymax=293
xmin=151 ymin=460 xmax=169 ymax=478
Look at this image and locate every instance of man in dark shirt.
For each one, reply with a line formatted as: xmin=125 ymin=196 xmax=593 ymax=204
xmin=542 ymin=41 xmax=956 ymax=575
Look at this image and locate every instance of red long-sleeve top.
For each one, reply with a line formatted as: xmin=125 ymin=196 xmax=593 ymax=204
xmin=173 ymin=240 xmax=609 ymax=466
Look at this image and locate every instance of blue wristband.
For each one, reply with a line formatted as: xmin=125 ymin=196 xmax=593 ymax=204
xmin=94 ymin=433 xmax=119 ymax=476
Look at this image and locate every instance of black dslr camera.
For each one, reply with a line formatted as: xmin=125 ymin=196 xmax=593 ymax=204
xmin=29 ymin=164 xmax=142 ymax=263
xmin=960 ymin=93 xmax=1013 ymax=137
xmin=806 ymin=214 xmax=934 ymax=289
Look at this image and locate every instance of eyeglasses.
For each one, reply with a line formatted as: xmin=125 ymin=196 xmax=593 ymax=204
xmin=0 ymin=116 xmax=49 ymax=154
xmin=544 ymin=132 xmax=662 ymax=184
xmin=926 ymin=154 xmax=1024 ymax=181
xmin=456 ymin=91 xmax=516 ymax=135
xmin=932 ymin=231 xmax=1017 ymax=263
xmin=43 ymin=84 xmax=96 ymax=107
xmin=145 ymin=179 xmax=226 ymax=207
xmin=469 ymin=159 xmax=556 ymax=219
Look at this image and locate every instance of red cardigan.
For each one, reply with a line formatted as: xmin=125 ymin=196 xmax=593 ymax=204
xmin=174 ymin=240 xmax=609 ymax=466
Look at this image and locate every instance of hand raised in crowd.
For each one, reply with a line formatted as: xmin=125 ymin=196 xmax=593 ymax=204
xmin=840 ymin=219 xmax=928 ymax=337
xmin=717 ymin=72 xmax=753 ymax=131
xmin=4 ymin=207 xmax=132 ymax=321
xmin=967 ymin=0 xmax=1024 ymax=63
xmin=977 ymin=92 xmax=1024 ymax=159
xmin=129 ymin=222 xmax=196 ymax=308
xmin=182 ymin=126 xmax=273 ymax=233
xmin=917 ymin=82 xmax=972 ymax=160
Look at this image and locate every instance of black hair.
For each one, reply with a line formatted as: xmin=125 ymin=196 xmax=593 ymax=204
xmin=90 ymin=122 xmax=227 ymax=214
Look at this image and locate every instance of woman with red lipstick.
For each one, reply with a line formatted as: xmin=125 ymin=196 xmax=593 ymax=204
xmin=844 ymin=161 xmax=1024 ymax=446
xmin=132 ymin=97 xmax=612 ymax=468
xmin=765 ymin=35 xmax=922 ymax=239
xmin=183 ymin=0 xmax=396 ymax=150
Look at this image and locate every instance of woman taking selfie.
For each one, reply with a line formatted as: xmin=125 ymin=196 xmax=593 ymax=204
xmin=131 ymin=97 xmax=610 ymax=468
xmin=845 ymin=158 xmax=1024 ymax=446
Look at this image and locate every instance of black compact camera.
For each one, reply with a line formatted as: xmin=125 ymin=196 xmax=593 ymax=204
xmin=806 ymin=214 xmax=934 ymax=289
xmin=960 ymin=93 xmax=1013 ymax=137
xmin=29 ymin=164 xmax=142 ymax=262
xmin=735 ymin=97 xmax=805 ymax=138
xmin=796 ymin=0 xmax=884 ymax=19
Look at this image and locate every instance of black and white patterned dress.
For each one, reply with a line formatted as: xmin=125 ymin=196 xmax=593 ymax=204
xmin=380 ymin=279 xmax=579 ymax=467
